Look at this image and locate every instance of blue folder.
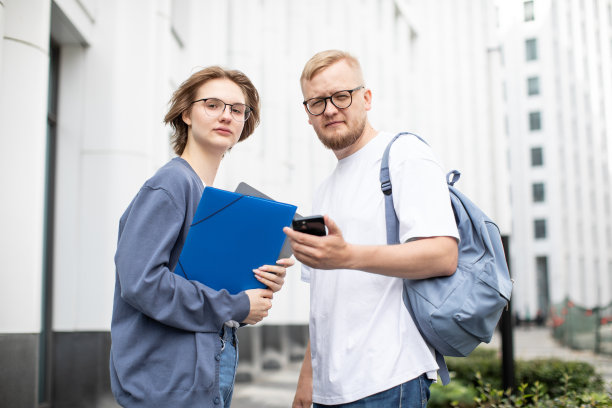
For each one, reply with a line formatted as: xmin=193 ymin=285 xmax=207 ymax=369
xmin=176 ymin=186 xmax=297 ymax=294
xmin=235 ymin=182 xmax=303 ymax=259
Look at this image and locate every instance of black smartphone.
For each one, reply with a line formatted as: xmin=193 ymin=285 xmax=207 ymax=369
xmin=292 ymin=215 xmax=326 ymax=236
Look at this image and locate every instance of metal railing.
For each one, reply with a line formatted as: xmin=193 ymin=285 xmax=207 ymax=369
xmin=550 ymin=298 xmax=612 ymax=355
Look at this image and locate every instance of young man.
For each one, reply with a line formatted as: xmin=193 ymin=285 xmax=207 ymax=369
xmin=284 ymin=50 xmax=460 ymax=407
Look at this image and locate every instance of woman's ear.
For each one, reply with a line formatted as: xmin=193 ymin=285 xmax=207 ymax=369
xmin=182 ymin=109 xmax=192 ymax=126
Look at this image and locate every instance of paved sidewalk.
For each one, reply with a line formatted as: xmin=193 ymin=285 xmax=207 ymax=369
xmin=231 ymin=327 xmax=612 ymax=408
xmin=232 ymin=363 xmax=301 ymax=408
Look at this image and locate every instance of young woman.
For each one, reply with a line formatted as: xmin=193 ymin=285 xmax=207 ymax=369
xmin=110 ymin=66 xmax=293 ymax=408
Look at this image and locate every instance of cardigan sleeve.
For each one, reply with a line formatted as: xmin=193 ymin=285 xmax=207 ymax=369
xmin=114 ymin=186 xmax=250 ymax=332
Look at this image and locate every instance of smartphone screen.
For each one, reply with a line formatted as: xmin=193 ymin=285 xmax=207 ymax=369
xmin=292 ymin=215 xmax=326 ymax=236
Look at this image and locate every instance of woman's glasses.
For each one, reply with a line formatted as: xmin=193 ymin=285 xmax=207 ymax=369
xmin=191 ymin=98 xmax=252 ymax=122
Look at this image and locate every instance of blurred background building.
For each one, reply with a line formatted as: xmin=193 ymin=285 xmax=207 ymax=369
xmin=0 ymin=0 xmax=609 ymax=407
xmin=497 ymin=0 xmax=612 ymax=323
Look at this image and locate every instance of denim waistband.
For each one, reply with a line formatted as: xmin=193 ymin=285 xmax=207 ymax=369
xmin=219 ymin=325 xmax=237 ymax=345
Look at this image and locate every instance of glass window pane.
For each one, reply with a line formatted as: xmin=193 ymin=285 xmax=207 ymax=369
xmin=527 ymin=76 xmax=540 ymax=95
xmin=526 ymin=38 xmax=538 ymax=61
xmin=532 ymin=182 xmax=545 ymax=202
xmin=524 ymin=0 xmax=535 ymax=21
xmin=534 ymin=219 xmax=547 ymax=239
xmin=529 ymin=111 xmax=542 ymax=130
xmin=531 ymin=147 xmax=544 ymax=166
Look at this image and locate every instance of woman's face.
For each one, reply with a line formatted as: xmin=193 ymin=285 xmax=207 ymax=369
xmin=182 ymin=78 xmax=246 ymax=155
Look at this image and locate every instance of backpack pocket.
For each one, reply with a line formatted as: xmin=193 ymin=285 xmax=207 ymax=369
xmin=453 ymin=264 xmax=509 ymax=342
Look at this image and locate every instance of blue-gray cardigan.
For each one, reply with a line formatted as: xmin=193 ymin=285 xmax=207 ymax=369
xmin=110 ymin=157 xmax=250 ymax=407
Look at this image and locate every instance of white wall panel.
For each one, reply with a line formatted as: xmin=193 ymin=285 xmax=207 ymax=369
xmin=0 ymin=2 xmax=4 ymax=71
xmin=0 ymin=0 xmax=50 ymax=333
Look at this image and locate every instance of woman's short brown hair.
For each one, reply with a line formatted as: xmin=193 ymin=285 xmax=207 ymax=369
xmin=164 ymin=66 xmax=260 ymax=156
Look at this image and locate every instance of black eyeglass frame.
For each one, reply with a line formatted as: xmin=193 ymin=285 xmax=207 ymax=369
xmin=302 ymin=85 xmax=365 ymax=116
xmin=191 ymin=97 xmax=253 ymax=122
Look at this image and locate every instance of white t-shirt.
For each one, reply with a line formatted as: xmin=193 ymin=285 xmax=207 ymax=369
xmin=302 ymin=132 xmax=459 ymax=405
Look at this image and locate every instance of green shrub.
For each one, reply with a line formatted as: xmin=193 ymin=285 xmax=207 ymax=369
xmin=446 ymin=348 xmax=502 ymax=389
xmin=428 ymin=380 xmax=477 ymax=408
xmin=472 ymin=373 xmax=612 ymax=407
xmin=515 ymin=358 xmax=603 ymax=397
xmin=444 ymin=347 xmax=604 ymax=397
xmin=428 ymin=346 xmax=611 ymax=407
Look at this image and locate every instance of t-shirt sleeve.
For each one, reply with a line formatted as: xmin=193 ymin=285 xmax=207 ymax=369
xmin=388 ymin=138 xmax=459 ymax=243
xmin=114 ymin=186 xmax=250 ymax=332
xmin=301 ymin=264 xmax=312 ymax=283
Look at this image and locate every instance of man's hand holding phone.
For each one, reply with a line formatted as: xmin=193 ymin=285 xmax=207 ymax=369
xmin=284 ymin=214 xmax=353 ymax=270
xmin=291 ymin=215 xmax=327 ymax=236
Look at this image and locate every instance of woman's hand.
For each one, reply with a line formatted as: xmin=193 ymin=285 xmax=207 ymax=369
xmin=242 ymin=288 xmax=273 ymax=325
xmin=253 ymin=258 xmax=295 ymax=292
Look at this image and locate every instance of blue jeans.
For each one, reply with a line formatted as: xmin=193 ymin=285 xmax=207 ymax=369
xmin=218 ymin=325 xmax=238 ymax=408
xmin=313 ymin=374 xmax=433 ymax=408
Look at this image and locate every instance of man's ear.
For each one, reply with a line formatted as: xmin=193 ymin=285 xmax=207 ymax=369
xmin=363 ymin=88 xmax=373 ymax=112
xmin=182 ymin=109 xmax=192 ymax=126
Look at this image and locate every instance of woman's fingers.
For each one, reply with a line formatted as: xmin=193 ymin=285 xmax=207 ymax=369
xmin=254 ymin=268 xmax=285 ymax=291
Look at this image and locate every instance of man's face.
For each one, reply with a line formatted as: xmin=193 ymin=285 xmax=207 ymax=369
xmin=301 ymin=60 xmax=371 ymax=152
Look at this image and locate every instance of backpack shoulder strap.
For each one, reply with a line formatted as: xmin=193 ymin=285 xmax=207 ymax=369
xmin=379 ymin=132 xmax=429 ymax=244
xmin=379 ymin=132 xmax=452 ymax=385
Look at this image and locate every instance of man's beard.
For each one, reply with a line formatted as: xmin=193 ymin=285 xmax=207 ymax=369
xmin=316 ymin=116 xmax=367 ymax=151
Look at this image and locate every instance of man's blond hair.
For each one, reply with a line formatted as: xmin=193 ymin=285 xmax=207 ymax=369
xmin=300 ymin=50 xmax=364 ymax=88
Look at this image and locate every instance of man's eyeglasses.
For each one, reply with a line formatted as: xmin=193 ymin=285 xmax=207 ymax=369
xmin=191 ymin=98 xmax=252 ymax=122
xmin=302 ymin=86 xmax=364 ymax=116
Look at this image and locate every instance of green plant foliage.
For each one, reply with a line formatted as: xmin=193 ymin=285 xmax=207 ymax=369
xmin=471 ymin=371 xmax=612 ymax=407
xmin=445 ymin=348 xmax=502 ymax=389
xmin=428 ymin=346 xmax=612 ymax=407
xmin=445 ymin=347 xmax=604 ymax=396
xmin=428 ymin=380 xmax=477 ymax=408
xmin=514 ymin=358 xmax=604 ymax=397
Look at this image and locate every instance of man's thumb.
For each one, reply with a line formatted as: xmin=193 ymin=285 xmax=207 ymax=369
xmin=324 ymin=215 xmax=339 ymax=235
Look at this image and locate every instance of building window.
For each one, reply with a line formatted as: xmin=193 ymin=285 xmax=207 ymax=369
xmin=525 ymin=0 xmax=535 ymax=21
xmin=529 ymin=111 xmax=542 ymax=130
xmin=534 ymin=219 xmax=547 ymax=239
xmin=532 ymin=182 xmax=545 ymax=202
xmin=527 ymin=76 xmax=540 ymax=95
xmin=526 ymin=38 xmax=538 ymax=61
xmin=531 ymin=147 xmax=544 ymax=166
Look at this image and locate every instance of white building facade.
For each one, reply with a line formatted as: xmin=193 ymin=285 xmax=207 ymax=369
xmin=0 ymin=1 xmax=507 ymax=406
xmin=498 ymin=0 xmax=612 ymax=320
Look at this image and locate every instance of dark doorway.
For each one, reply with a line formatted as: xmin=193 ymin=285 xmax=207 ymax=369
xmin=535 ymin=255 xmax=550 ymax=321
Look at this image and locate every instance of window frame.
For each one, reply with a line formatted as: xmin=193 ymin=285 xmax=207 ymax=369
xmin=525 ymin=38 xmax=538 ymax=61
xmin=534 ymin=219 xmax=547 ymax=239
xmin=529 ymin=111 xmax=542 ymax=131
xmin=531 ymin=147 xmax=544 ymax=166
xmin=527 ymin=76 xmax=540 ymax=96
xmin=532 ymin=182 xmax=545 ymax=202
xmin=524 ymin=0 xmax=535 ymax=21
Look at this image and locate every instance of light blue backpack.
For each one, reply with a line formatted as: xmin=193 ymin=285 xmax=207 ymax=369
xmin=380 ymin=132 xmax=513 ymax=384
